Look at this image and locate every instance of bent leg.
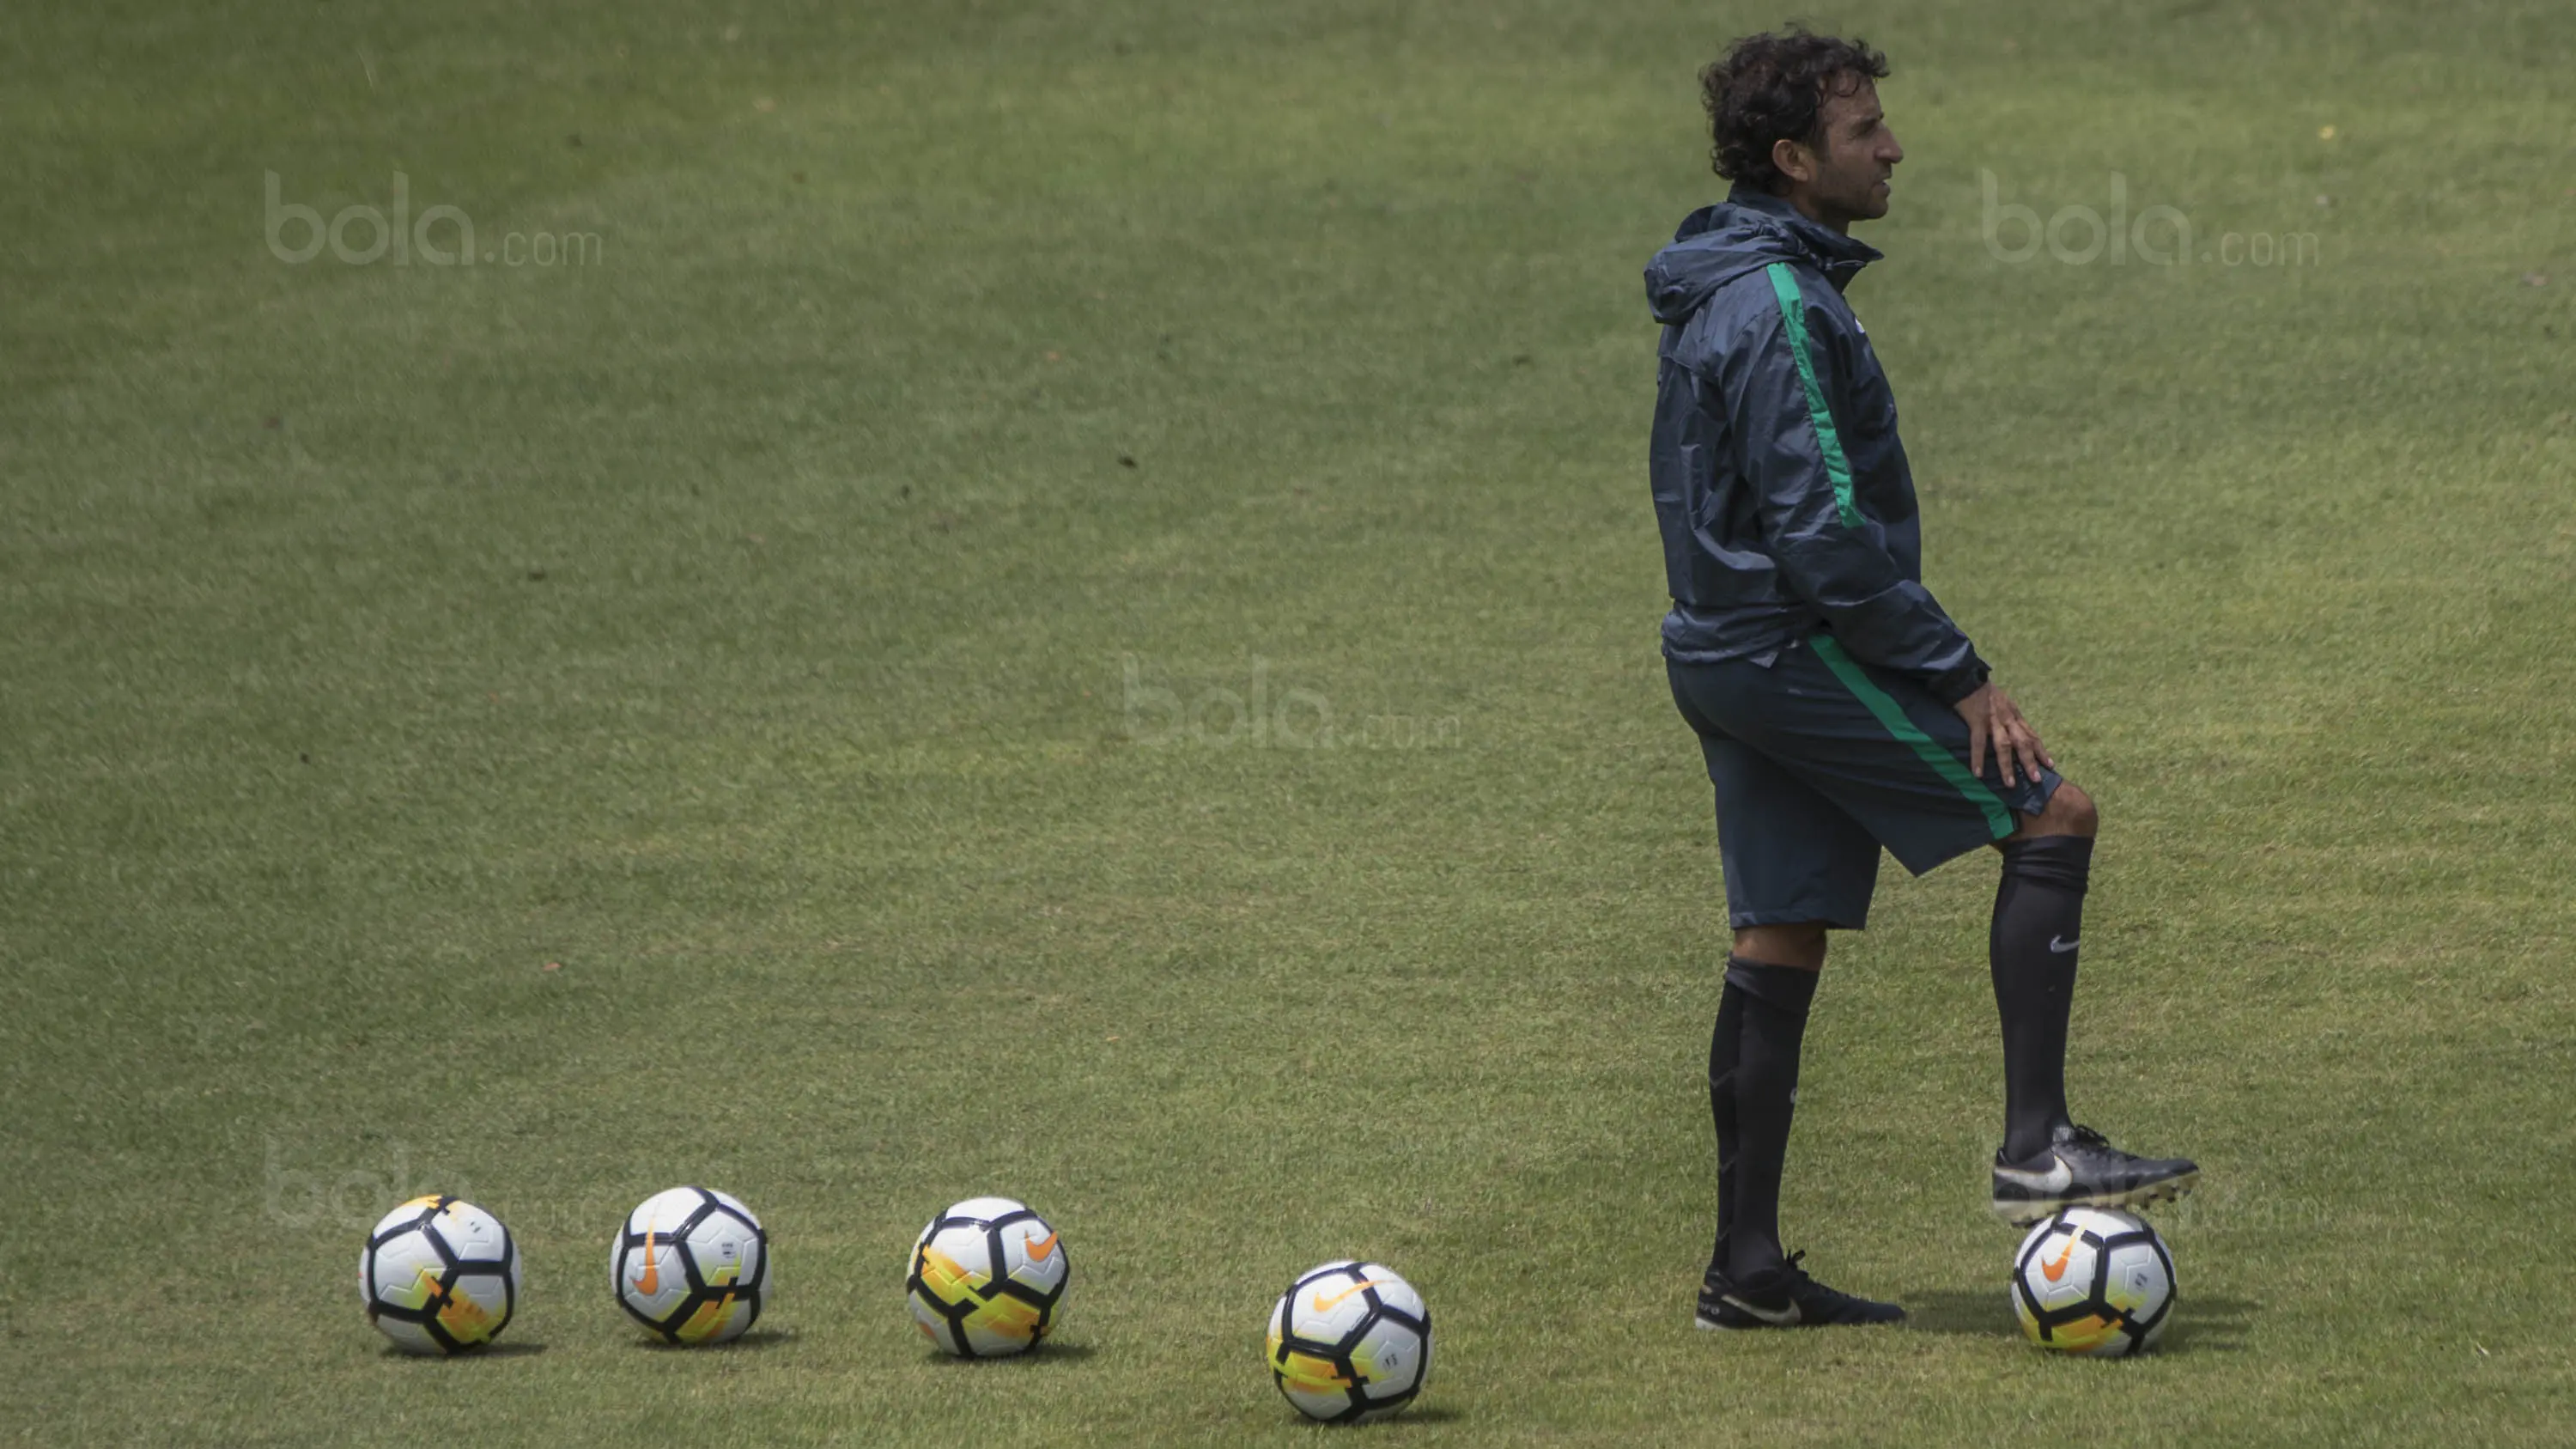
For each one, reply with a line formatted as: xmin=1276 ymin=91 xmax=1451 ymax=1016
xmin=2006 ymin=779 xmax=2098 ymax=841
xmin=1990 ymin=782 xmax=2098 ymax=1159
xmin=1715 ymin=637 xmax=2060 ymax=880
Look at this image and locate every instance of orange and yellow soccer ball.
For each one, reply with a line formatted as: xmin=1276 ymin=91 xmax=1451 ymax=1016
xmin=611 ymin=1186 xmax=771 ymax=1345
xmin=2011 ymin=1207 xmax=2177 ymax=1356
xmin=360 ymin=1195 xmax=522 ymax=1355
xmin=905 ymin=1196 xmax=1068 ymax=1356
xmin=1267 ymin=1261 xmax=1432 ymax=1423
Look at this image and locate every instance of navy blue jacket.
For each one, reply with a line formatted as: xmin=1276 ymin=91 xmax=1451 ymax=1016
xmin=1644 ymin=186 xmax=1988 ymax=704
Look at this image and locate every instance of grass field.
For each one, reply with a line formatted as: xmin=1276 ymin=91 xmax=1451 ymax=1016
xmin=4 ymin=0 xmax=2573 ymax=1443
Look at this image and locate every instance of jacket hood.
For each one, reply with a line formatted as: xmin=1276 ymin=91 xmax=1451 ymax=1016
xmin=1645 ymin=185 xmax=1883 ymax=326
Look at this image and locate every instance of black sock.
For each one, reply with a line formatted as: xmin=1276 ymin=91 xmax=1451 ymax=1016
xmin=1721 ymin=956 xmax=1819 ymax=1283
xmin=1991 ymin=836 xmax=2093 ymax=1161
xmin=1705 ymin=972 xmax=1747 ymax=1275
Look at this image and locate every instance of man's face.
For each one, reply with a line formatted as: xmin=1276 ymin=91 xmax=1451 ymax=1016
xmin=1782 ymin=78 xmax=1904 ymax=230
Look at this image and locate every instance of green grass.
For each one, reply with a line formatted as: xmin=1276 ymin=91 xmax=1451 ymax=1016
xmin=4 ymin=0 xmax=2573 ymax=1443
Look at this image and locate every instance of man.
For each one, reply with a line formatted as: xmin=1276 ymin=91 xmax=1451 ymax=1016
xmin=1643 ymin=29 xmax=2197 ymax=1330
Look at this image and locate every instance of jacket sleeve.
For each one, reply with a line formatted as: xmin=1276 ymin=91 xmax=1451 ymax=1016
xmin=1714 ymin=280 xmax=1990 ymax=703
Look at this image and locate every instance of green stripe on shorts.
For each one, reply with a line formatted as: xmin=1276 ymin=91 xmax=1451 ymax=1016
xmin=1808 ymin=635 xmax=2015 ymax=839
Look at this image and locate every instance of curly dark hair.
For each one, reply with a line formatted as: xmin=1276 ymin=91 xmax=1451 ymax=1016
xmin=1700 ymin=27 xmax=1890 ymax=192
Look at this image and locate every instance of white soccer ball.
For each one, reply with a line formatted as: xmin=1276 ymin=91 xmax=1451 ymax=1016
xmin=359 ymin=1195 xmax=522 ymax=1355
xmin=1266 ymin=1260 xmax=1431 ymax=1423
xmin=610 ymin=1186 xmax=771 ymax=1345
xmin=905 ymin=1196 xmax=1068 ymax=1356
xmin=2011 ymin=1206 xmax=2176 ymax=1355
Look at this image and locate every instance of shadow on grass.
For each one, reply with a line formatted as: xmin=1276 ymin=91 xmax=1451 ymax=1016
xmin=381 ymin=1340 xmax=547 ymax=1359
xmin=2156 ymin=1302 xmax=2256 ymax=1354
xmin=1904 ymin=1290 xmax=2257 ymax=1352
xmin=925 ymin=1342 xmax=1098 ymax=1366
xmin=1273 ymin=1404 xmax=1456 ymax=1428
xmin=630 ymin=1329 xmax=795 ymax=1353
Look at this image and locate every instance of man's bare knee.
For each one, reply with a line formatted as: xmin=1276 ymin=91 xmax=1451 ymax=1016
xmin=2011 ymin=781 xmax=2098 ymax=841
xmin=1732 ymin=922 xmax=1828 ymax=971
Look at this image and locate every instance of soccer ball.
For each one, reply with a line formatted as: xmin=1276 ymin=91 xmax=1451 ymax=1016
xmin=611 ymin=1186 xmax=770 ymax=1345
xmin=359 ymin=1195 xmax=521 ymax=1355
xmin=1266 ymin=1261 xmax=1431 ymax=1423
xmin=2011 ymin=1207 xmax=2177 ymax=1355
xmin=905 ymin=1196 xmax=1068 ymax=1356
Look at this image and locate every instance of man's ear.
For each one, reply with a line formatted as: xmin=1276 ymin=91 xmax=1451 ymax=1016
xmin=1771 ymin=136 xmax=1814 ymax=188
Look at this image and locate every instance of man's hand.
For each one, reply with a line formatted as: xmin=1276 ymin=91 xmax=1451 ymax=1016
xmin=1953 ymin=681 xmax=2054 ymax=788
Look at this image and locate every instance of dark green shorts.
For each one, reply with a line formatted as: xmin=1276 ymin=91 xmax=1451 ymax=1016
xmin=1666 ymin=635 xmax=2061 ymax=930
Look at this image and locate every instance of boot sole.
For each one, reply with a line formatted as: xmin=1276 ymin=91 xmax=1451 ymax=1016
xmin=1693 ymin=1311 xmax=1907 ymax=1330
xmin=1693 ymin=1301 xmax=1907 ymax=1330
xmin=1991 ymin=1168 xmax=2198 ymax=1226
